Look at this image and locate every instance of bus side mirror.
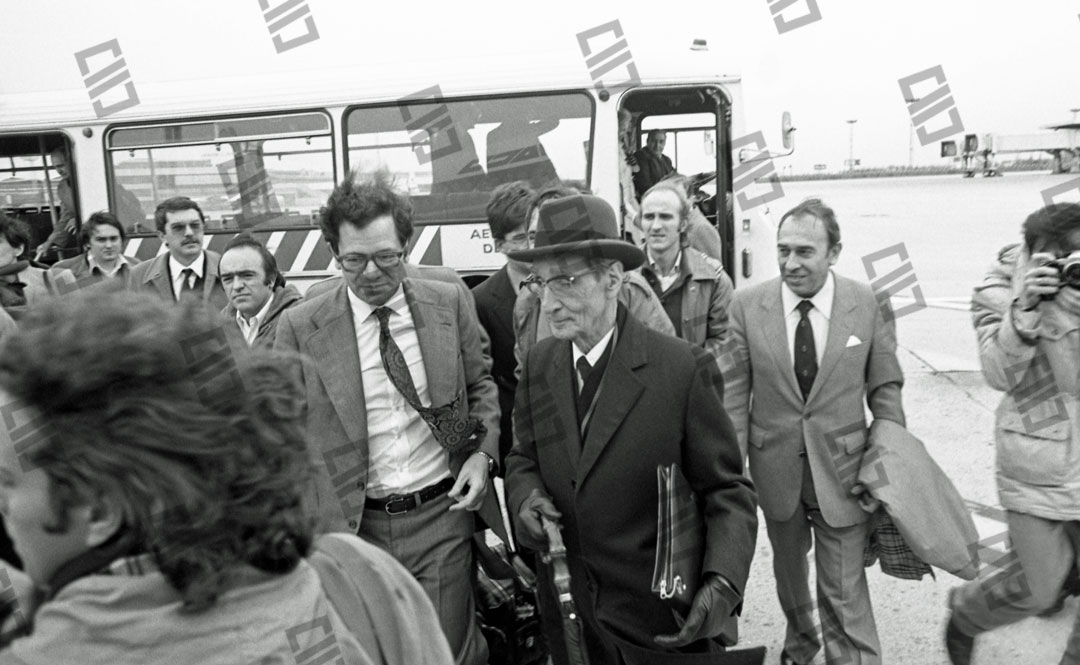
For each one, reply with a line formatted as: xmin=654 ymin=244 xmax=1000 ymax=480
xmin=941 ymin=141 xmax=957 ymax=158
xmin=781 ymin=112 xmax=795 ymax=152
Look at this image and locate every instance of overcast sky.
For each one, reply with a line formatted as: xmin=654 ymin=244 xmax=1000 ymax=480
xmin=5 ymin=1 xmax=1077 ymax=172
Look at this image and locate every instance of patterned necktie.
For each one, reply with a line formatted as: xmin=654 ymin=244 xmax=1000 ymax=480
xmin=794 ymin=300 xmax=817 ymax=401
xmin=372 ymin=306 xmax=485 ymax=454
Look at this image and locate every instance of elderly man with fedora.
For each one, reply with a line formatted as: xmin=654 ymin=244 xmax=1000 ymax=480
xmin=504 ymin=194 xmax=758 ymax=665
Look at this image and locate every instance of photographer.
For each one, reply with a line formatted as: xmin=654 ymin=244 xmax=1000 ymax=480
xmin=945 ymin=203 xmax=1080 ymax=664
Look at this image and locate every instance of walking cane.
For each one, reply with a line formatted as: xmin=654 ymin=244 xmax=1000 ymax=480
xmin=540 ymin=515 xmax=592 ymax=665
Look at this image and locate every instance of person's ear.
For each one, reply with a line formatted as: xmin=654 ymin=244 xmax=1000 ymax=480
xmin=827 ymin=241 xmax=843 ymax=265
xmin=84 ymin=493 xmax=123 ymax=548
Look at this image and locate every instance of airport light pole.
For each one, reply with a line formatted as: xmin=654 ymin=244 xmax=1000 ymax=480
xmin=846 ymin=119 xmax=857 ymax=171
xmin=905 ymin=98 xmax=920 ymax=168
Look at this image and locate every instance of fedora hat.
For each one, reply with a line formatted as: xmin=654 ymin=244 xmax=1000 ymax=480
xmin=506 ymin=194 xmax=644 ymax=270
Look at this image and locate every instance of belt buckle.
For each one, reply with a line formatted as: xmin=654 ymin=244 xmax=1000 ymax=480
xmin=384 ymin=494 xmax=411 ymax=516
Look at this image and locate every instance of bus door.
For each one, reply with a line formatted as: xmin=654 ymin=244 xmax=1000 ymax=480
xmin=343 ymin=91 xmax=594 ymax=286
xmin=619 ymin=86 xmax=734 ymax=278
xmin=0 ymin=133 xmax=81 ymax=262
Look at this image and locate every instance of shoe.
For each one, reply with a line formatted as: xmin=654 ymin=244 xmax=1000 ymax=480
xmin=944 ymin=617 xmax=974 ymax=665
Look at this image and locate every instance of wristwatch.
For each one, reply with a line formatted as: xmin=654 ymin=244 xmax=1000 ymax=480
xmin=476 ymin=451 xmax=497 ymax=476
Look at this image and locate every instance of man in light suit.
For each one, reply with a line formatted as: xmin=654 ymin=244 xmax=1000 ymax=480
xmin=129 ymin=197 xmax=227 ymax=309
xmin=505 ymin=194 xmax=757 ymax=665
xmin=722 ymin=198 xmax=905 ymax=665
xmin=274 ymin=172 xmax=500 ymax=665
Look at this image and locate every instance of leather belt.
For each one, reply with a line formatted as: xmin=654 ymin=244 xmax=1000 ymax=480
xmin=364 ymin=477 xmax=455 ymax=516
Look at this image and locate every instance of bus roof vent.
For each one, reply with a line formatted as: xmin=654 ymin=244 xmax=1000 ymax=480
xmin=691 ymin=39 xmax=708 ymax=51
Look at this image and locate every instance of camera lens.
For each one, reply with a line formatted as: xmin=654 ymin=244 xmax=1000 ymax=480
xmin=1062 ymin=259 xmax=1080 ymax=288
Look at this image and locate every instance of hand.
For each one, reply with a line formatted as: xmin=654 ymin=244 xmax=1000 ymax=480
xmin=64 ymin=219 xmax=77 ymax=234
xmin=516 ymin=489 xmax=561 ymax=551
xmin=447 ymin=453 xmax=489 ymax=512
xmin=654 ymin=574 xmax=738 ymax=648
xmin=33 ymin=244 xmax=48 ymax=261
xmin=1016 ymin=251 xmax=1061 ymax=310
xmin=851 ymin=483 xmax=881 ymax=513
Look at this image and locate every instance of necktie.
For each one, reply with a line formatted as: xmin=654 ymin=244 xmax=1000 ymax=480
xmin=576 ymin=356 xmax=594 ymax=421
xmin=180 ymin=268 xmax=202 ymax=296
xmin=372 ymin=306 xmax=485 ymax=454
xmin=794 ymin=300 xmax=817 ymax=401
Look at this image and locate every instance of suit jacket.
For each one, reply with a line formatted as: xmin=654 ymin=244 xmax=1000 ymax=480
xmin=129 ymin=251 xmax=228 ymax=310
xmin=505 ymin=306 xmax=758 ymax=648
xmin=723 ymin=273 xmax=905 ymax=528
xmin=274 ymin=279 xmax=502 ymax=538
xmin=632 ymin=149 xmax=674 ymax=197
xmin=471 ymin=266 xmax=518 ymax=464
xmin=47 ymin=253 xmax=141 ymax=292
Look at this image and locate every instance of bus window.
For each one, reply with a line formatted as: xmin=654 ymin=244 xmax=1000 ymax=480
xmin=344 ymin=92 xmax=593 ymax=224
xmin=0 ymin=134 xmax=78 ymax=258
xmin=106 ymin=112 xmax=335 ymax=233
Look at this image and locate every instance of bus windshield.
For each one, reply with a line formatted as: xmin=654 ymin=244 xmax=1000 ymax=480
xmin=345 ymin=92 xmax=594 ymax=224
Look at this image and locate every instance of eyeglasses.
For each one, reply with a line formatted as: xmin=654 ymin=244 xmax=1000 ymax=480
xmin=522 ymin=267 xmax=600 ymax=298
xmin=502 ymin=231 xmax=536 ymax=249
xmin=337 ymin=251 xmax=404 ymax=272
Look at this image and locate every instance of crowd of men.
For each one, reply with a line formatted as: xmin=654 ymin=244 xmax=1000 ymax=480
xmin=1 ymin=170 xmax=1079 ymax=665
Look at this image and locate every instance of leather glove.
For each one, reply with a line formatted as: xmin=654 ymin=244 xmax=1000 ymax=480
xmin=515 ymin=489 xmax=561 ymax=552
xmin=654 ymin=574 xmax=740 ymax=648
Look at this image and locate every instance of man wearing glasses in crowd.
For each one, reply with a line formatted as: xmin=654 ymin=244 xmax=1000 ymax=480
xmin=275 ymin=171 xmax=501 ymax=665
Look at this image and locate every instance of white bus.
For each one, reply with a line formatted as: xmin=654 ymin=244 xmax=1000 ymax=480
xmin=0 ymin=9 xmax=786 ymax=291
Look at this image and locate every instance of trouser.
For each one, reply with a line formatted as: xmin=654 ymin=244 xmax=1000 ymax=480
xmin=950 ymin=510 xmax=1080 ymax=664
xmin=360 ymin=491 xmax=488 ymax=665
xmin=765 ymin=461 xmax=880 ymax=665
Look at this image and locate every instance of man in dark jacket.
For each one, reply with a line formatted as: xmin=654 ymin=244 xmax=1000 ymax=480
xmin=219 ymin=234 xmax=301 ymax=349
xmin=472 ymin=181 xmax=534 ymax=464
xmin=632 ymin=130 xmax=675 ymax=198
xmin=505 ymin=194 xmax=757 ymax=664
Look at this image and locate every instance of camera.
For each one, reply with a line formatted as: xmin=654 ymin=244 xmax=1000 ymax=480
xmin=1051 ymin=251 xmax=1080 ymax=289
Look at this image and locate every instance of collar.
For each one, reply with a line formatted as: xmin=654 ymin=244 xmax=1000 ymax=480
xmin=572 ymin=324 xmax=616 ymax=367
xmin=646 ymin=248 xmax=683 ymax=278
xmin=781 ymin=270 xmax=835 ymax=320
xmin=87 ymin=252 xmax=130 ymax=277
xmin=347 ymin=283 xmax=407 ymax=322
xmin=237 ymin=290 xmax=276 ymax=327
xmin=169 ymin=252 xmax=205 ymax=280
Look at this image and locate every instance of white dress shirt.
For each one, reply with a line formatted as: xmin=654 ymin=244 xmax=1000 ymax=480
xmin=571 ymin=325 xmax=616 ymax=390
xmin=347 ymin=285 xmax=449 ymax=497
xmin=235 ymin=294 xmax=274 ymax=347
xmin=780 ymin=271 xmax=835 ymax=366
xmin=169 ymin=253 xmax=205 ymax=301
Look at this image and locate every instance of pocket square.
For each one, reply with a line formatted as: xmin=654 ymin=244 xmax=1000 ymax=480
xmin=845 ymin=335 xmax=863 ymax=348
